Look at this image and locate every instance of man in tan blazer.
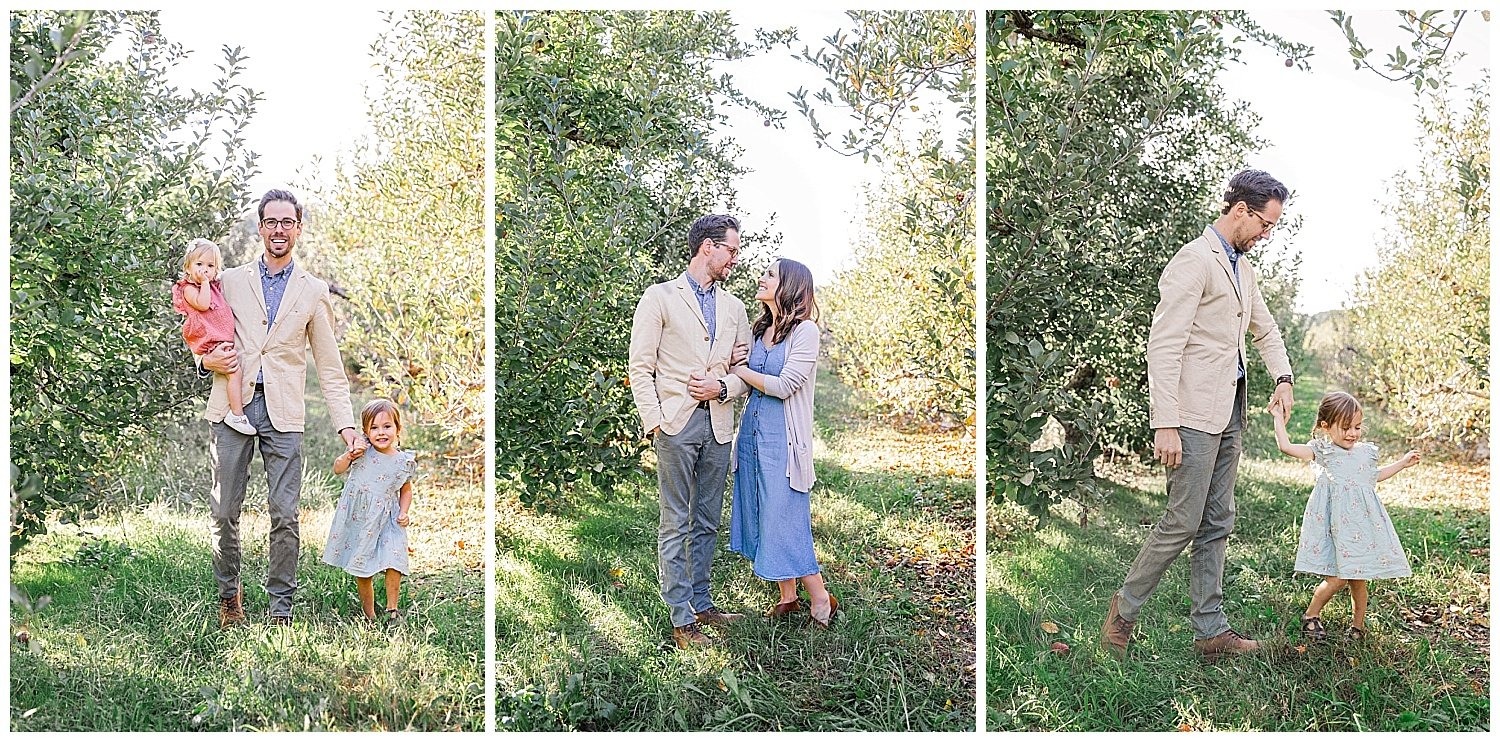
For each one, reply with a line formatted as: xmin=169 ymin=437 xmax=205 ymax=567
xmin=201 ymin=189 xmax=358 ymax=627
xmin=1104 ymin=170 xmax=1296 ymax=659
xmin=629 ymin=214 xmax=752 ymax=649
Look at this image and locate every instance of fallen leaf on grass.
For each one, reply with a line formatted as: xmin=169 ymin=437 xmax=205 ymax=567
xmin=1178 ymin=723 xmax=1193 ymax=732
xmin=1294 ymin=645 xmax=1307 ymax=654
xmin=609 ymin=568 xmax=625 ymax=578
xmin=1040 ymin=621 xmax=1059 ymax=634
xmin=1348 ymin=657 xmax=1359 ymax=667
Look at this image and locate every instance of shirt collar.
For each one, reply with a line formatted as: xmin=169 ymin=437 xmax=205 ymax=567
xmin=684 ymin=271 xmax=715 ymax=296
xmin=1208 ymin=226 xmax=1239 ymax=264
xmin=259 ymin=257 xmax=295 ymax=280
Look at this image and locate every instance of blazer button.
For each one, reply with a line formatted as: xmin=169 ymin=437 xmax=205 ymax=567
xmin=1237 ymin=312 xmax=1243 ymax=317
xmin=262 ymin=320 xmax=268 ymax=325
xmin=704 ymin=336 xmax=709 ymax=341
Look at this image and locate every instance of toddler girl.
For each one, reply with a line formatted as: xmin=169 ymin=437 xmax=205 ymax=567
xmin=172 ymin=239 xmax=255 ymax=435
xmin=322 ymin=398 xmax=417 ymax=623
xmin=1273 ymin=391 xmax=1419 ymax=641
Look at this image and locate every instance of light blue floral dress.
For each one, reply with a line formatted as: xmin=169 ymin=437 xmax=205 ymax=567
xmin=322 ymin=448 xmax=417 ymax=578
xmin=1293 ymin=439 xmax=1411 ymax=579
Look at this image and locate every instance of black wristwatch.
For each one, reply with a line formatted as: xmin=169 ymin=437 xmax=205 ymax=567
xmin=1276 ymin=374 xmax=1294 ymax=387
xmin=717 ymin=380 xmax=728 ymax=402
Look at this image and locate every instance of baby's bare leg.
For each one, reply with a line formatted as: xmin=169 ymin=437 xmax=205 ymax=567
xmin=225 ymin=367 xmax=246 ymax=417
xmin=384 ymin=569 xmax=402 ymax=611
xmin=356 ymin=575 xmax=376 ymax=619
xmin=1349 ymin=580 xmax=1369 ymax=629
xmin=1305 ymin=576 xmax=1348 ymax=618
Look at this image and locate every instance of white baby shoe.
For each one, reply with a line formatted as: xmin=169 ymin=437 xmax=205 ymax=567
xmin=224 ymin=413 xmax=258 ymax=436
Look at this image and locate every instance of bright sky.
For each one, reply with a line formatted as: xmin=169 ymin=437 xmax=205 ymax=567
xmin=722 ymin=10 xmax=970 ymax=285
xmin=1219 ymin=10 xmax=1489 ymax=314
xmin=156 ymin=8 xmax=387 ymax=201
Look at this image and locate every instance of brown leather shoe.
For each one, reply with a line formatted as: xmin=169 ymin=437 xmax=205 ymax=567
xmin=811 ymin=594 xmax=839 ymax=629
xmin=1194 ymin=628 xmax=1260 ymax=658
xmin=672 ymin=622 xmax=711 ymax=649
xmin=219 ymin=594 xmax=246 ymax=628
xmin=1101 ymin=593 xmax=1135 ymax=658
xmin=695 ymin=607 xmax=745 ymax=626
xmin=766 ymin=598 xmax=803 ymax=618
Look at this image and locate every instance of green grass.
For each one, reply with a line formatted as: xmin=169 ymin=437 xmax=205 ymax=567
xmin=497 ymin=370 xmax=976 ymax=731
xmin=986 ymin=370 xmax=1490 ymax=731
xmin=10 ymin=371 xmax=485 ymax=731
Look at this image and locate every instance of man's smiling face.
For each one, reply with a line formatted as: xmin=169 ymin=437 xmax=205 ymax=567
xmin=259 ymin=199 xmax=301 ymax=260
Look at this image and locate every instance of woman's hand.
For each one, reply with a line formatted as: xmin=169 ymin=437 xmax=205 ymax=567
xmin=730 ymin=342 xmax=750 ymax=367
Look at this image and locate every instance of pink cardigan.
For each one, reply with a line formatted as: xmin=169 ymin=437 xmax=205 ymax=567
xmin=733 ymin=319 xmax=819 ymax=492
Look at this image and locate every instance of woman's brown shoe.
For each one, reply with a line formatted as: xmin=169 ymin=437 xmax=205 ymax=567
xmin=766 ymin=598 xmax=802 ymax=619
xmin=811 ymin=594 xmax=839 ymax=629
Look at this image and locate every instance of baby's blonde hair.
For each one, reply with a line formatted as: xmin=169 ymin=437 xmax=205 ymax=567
xmin=361 ymin=398 xmax=404 ymax=446
xmin=1314 ymin=391 xmax=1363 ymax=431
xmin=182 ymin=238 xmax=222 ymax=276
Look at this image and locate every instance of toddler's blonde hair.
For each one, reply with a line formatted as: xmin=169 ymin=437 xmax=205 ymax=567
xmin=181 ymin=238 xmax=222 ymax=276
xmin=361 ymin=398 xmax=404 ymax=446
xmin=1314 ymin=391 xmax=1362 ymax=432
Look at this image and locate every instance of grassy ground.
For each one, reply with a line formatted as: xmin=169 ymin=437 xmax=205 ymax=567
xmin=987 ymin=370 xmax=1490 ymax=731
xmin=497 ymin=370 xmax=976 ymax=731
xmin=10 ymin=373 xmax=485 ymax=731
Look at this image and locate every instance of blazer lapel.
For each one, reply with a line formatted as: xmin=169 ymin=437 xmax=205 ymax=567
xmin=227 ymin=263 xmax=268 ymax=345
xmin=1203 ymin=228 xmax=1242 ymax=303
xmin=246 ymin=261 xmax=269 ymax=318
xmin=713 ymin=286 xmax=735 ymax=345
xmin=267 ymin=266 xmax=310 ymax=345
xmin=673 ymin=275 xmax=709 ymax=332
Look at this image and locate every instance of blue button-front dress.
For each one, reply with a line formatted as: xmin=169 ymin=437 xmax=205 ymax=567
xmin=729 ymin=336 xmax=820 ymax=581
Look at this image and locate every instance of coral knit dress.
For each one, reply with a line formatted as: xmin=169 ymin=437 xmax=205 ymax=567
xmin=171 ymin=279 xmax=235 ymax=354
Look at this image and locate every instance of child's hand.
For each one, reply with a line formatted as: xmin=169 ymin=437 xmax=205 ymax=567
xmin=1402 ymin=449 xmax=1422 ymax=467
xmin=396 ymin=511 xmax=409 ymax=527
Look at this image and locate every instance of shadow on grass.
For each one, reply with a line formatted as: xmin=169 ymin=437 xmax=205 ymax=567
xmin=497 ymin=376 xmax=976 ymax=732
xmin=11 ymin=513 xmax=482 ymax=732
xmin=987 ymin=458 xmax=1490 ymax=732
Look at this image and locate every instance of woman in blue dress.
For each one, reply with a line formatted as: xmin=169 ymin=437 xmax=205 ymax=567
xmin=727 ymin=259 xmax=838 ymax=627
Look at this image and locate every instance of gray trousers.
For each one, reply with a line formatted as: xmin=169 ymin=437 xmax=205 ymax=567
xmin=210 ymin=390 xmax=304 ymax=617
xmin=654 ymin=407 xmax=732 ymax=628
xmin=1118 ymin=381 xmax=1245 ymax=639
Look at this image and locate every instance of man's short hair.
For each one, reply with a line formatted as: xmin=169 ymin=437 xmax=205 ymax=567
xmin=258 ymin=189 xmax=303 ymax=221
xmin=686 ymin=214 xmax=740 ymax=261
xmin=1221 ymin=170 xmax=1289 ymax=214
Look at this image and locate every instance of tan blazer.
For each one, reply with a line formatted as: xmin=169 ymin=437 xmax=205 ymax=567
xmin=628 ymin=274 xmax=751 ymax=443
xmin=203 ymin=260 xmax=355 ymax=434
xmin=1147 ymin=227 xmax=1293 ymax=434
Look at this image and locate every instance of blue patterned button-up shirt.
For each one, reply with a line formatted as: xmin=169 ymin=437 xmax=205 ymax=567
xmin=684 ymin=272 xmax=717 ymax=348
xmin=256 ymin=257 xmax=295 ymax=383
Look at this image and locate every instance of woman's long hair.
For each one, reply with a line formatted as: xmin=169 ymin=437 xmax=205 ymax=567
xmin=752 ymin=258 xmax=818 ymax=346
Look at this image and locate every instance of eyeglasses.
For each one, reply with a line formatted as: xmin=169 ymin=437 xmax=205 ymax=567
xmin=260 ymin=218 xmax=301 ymax=231
xmin=1246 ymin=208 xmax=1277 ymax=234
xmin=712 ymin=240 xmax=740 ymax=257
